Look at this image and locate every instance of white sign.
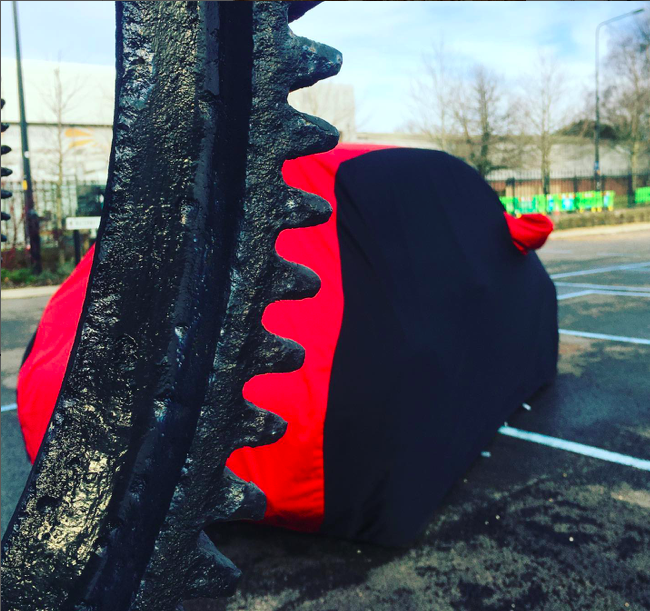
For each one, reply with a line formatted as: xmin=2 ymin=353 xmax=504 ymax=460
xmin=66 ymin=216 xmax=101 ymax=231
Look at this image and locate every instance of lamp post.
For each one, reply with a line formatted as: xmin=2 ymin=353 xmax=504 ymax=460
xmin=594 ymin=8 xmax=645 ymax=192
xmin=12 ymin=0 xmax=42 ymax=273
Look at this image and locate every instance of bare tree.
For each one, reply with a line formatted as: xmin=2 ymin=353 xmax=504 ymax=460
xmin=408 ymin=40 xmax=455 ymax=151
xmin=517 ymin=53 xmax=567 ymax=195
xmin=289 ymin=82 xmax=356 ymax=141
xmin=602 ymin=8 xmax=650 ymax=188
xmin=452 ymin=64 xmax=520 ymax=177
xmin=409 ymin=50 xmax=519 ymax=177
xmin=39 ymin=62 xmax=84 ymax=264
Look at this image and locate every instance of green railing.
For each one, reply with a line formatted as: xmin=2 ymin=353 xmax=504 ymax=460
xmin=636 ymin=186 xmax=650 ymax=205
xmin=500 ymin=190 xmax=618 ymax=214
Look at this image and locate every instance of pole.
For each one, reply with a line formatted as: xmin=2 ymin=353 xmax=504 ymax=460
xmin=594 ymin=24 xmax=601 ymax=192
xmin=594 ymin=8 xmax=645 ymax=196
xmin=12 ymin=0 xmax=42 ymax=273
xmin=73 ymin=229 xmax=81 ymax=265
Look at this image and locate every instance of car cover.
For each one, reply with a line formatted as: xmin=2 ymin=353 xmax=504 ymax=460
xmin=16 ymin=144 xmax=557 ymax=546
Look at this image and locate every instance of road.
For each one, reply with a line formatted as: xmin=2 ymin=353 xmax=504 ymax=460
xmin=1 ymin=294 xmax=50 ymax=536
xmin=1 ymin=229 xmax=649 ymax=610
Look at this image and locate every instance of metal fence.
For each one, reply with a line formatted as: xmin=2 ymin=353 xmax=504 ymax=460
xmin=2 ymin=171 xmax=649 ymax=248
xmin=1 ymin=180 xmax=104 ymax=248
xmin=487 ymin=171 xmax=650 ymax=212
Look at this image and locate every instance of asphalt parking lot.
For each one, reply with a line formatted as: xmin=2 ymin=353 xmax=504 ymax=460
xmin=2 ymin=227 xmax=649 ymax=611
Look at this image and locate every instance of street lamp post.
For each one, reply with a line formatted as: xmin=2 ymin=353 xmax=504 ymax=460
xmin=12 ymin=0 xmax=42 ymax=273
xmin=594 ymin=8 xmax=645 ymax=192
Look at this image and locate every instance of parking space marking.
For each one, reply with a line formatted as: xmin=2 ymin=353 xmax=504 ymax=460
xmin=559 ymin=329 xmax=650 ymax=345
xmin=1 ymin=403 xmax=17 ymax=413
xmin=550 ymin=261 xmax=650 ymax=279
xmin=499 ymin=426 xmax=650 ymax=471
xmin=588 ymin=290 xmax=650 ymax=298
xmin=556 ymin=289 xmax=650 ymax=301
xmin=555 ymin=282 xmax=650 ymax=292
xmin=557 ymin=290 xmax=595 ymax=301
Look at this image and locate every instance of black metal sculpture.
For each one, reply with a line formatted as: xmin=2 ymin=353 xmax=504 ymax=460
xmin=1 ymin=99 xmax=11 ymax=245
xmin=1 ymin=3 xmax=341 ymax=610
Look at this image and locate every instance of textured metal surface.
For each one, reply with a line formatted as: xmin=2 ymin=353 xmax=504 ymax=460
xmin=0 ymin=2 xmax=340 ymax=610
xmin=1 ymin=99 xmax=11 ymax=244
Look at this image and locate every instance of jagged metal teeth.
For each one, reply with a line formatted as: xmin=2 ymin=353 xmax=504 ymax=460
xmin=280 ymin=187 xmax=332 ymax=230
xmin=238 ymin=401 xmax=287 ymax=448
xmin=282 ymin=107 xmax=339 ymax=160
xmin=206 ymin=468 xmax=266 ymax=523
xmin=1 ymin=210 xmax=8 ymax=241
xmin=247 ymin=328 xmax=304 ymax=376
xmin=2 ymin=99 xmax=9 ymax=244
xmin=269 ymin=256 xmax=321 ymax=301
xmin=182 ymin=531 xmax=242 ymax=600
xmin=287 ymin=1 xmax=321 ymax=23
xmin=288 ymin=33 xmax=342 ymax=91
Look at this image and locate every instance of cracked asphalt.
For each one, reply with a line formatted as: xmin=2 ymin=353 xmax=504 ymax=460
xmin=2 ymin=228 xmax=649 ymax=610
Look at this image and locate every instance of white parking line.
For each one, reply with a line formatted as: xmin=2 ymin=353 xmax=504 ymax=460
xmin=555 ymin=282 xmax=650 ymax=292
xmin=559 ymin=329 xmax=650 ymax=345
xmin=498 ymin=426 xmax=650 ymax=471
xmin=1 ymin=403 xmax=17 ymax=413
xmin=550 ymin=261 xmax=650 ymax=279
xmin=556 ymin=288 xmax=650 ymax=301
xmin=557 ymin=290 xmax=594 ymax=301
xmin=589 ymin=290 xmax=650 ymax=298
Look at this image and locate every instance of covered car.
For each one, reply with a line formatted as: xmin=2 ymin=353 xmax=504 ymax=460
xmin=17 ymin=144 xmax=557 ymax=546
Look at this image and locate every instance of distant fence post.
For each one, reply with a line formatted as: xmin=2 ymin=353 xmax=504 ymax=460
xmin=627 ymin=173 xmax=634 ymax=208
xmin=73 ymin=230 xmax=81 ymax=264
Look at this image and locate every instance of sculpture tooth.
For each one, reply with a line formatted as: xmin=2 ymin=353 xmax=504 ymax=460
xmin=280 ymin=187 xmax=332 ymax=230
xmin=287 ymin=1 xmax=321 ymax=23
xmin=1 ymin=99 xmax=11 ymax=243
xmin=182 ymin=531 xmax=241 ymax=600
xmin=288 ymin=33 xmax=342 ymax=91
xmin=1 ymin=145 xmax=11 ymax=155
xmin=247 ymin=328 xmax=305 ymax=376
xmin=269 ymin=256 xmax=321 ymax=301
xmin=206 ymin=468 xmax=266 ymax=523
xmin=238 ymin=401 xmax=287 ymax=448
xmin=283 ymin=107 xmax=340 ymax=160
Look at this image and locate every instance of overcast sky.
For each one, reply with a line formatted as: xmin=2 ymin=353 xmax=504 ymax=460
xmin=1 ymin=1 xmax=647 ymax=132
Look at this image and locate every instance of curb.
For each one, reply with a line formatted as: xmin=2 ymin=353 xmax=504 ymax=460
xmin=1 ymin=284 xmax=61 ymax=300
xmin=550 ymin=222 xmax=650 ymax=240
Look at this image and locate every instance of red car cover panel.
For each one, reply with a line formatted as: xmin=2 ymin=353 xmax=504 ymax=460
xmin=504 ymin=212 xmax=554 ymax=254
xmin=17 ymin=248 xmax=93 ymax=462
xmin=230 ymin=143 xmax=387 ymax=530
